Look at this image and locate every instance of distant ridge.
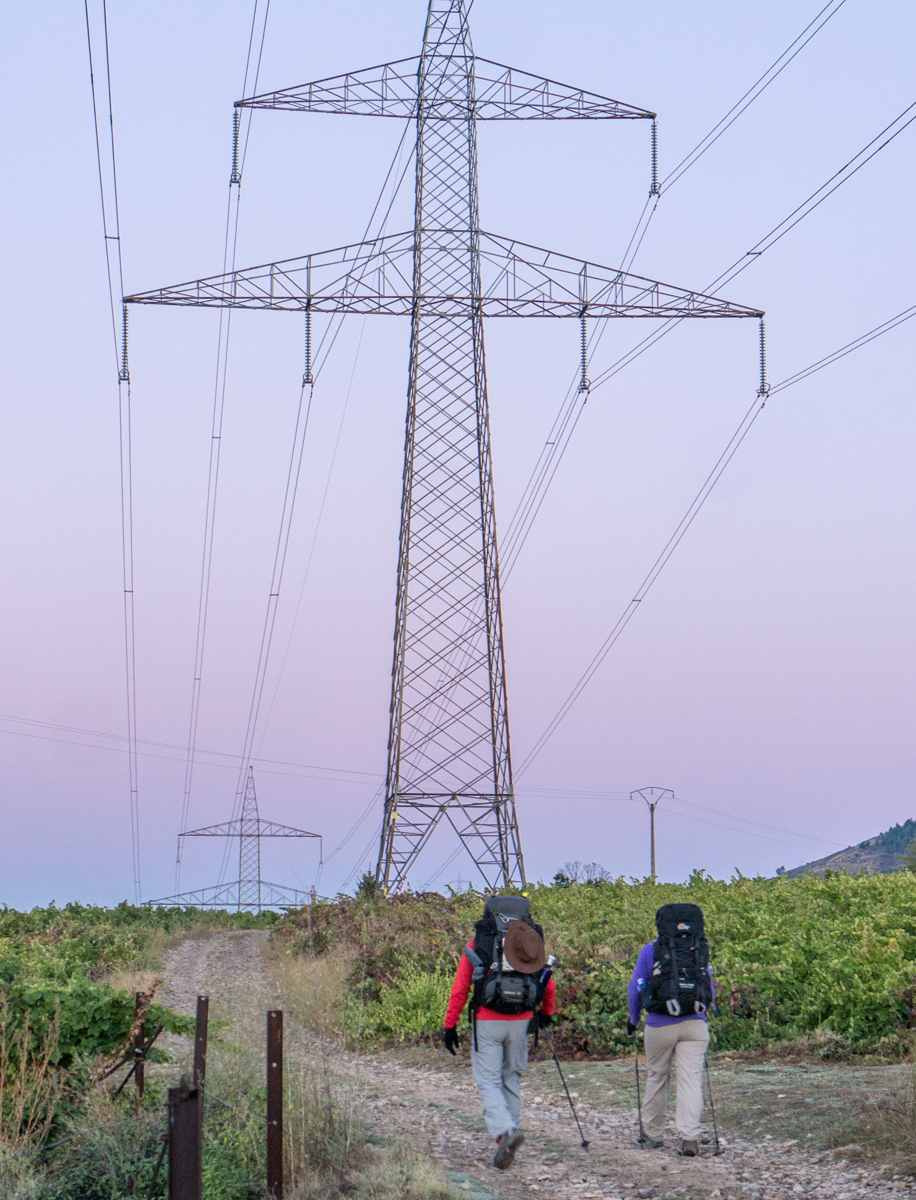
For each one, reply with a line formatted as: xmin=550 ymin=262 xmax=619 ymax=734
xmin=778 ymin=819 xmax=916 ymax=879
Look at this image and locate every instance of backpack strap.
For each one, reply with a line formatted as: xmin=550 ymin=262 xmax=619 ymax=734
xmin=464 ymin=945 xmax=486 ymax=982
xmin=665 ymin=935 xmax=682 ymax=1016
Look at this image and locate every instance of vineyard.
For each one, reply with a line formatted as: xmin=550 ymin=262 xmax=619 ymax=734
xmin=0 ymin=904 xmax=274 ymax=1196
xmin=277 ymin=870 xmax=916 ymax=1055
xmin=3 ymin=872 xmax=916 ymax=1195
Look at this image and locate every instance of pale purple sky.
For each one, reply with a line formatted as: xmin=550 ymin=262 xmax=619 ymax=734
xmin=2 ymin=0 xmax=914 ymax=906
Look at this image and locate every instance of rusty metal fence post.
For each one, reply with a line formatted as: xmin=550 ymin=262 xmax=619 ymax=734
xmin=267 ymin=1009 xmax=283 ymax=1199
xmin=193 ymin=996 xmax=209 ymax=1087
xmin=134 ymin=992 xmax=146 ymax=1107
xmin=168 ymin=1077 xmax=201 ymax=1200
xmin=193 ymin=995 xmax=209 ymax=1140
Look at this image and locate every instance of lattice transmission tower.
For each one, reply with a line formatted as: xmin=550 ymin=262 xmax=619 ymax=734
xmin=126 ymin=1 xmax=762 ymax=894
xmin=148 ymin=768 xmax=321 ymax=911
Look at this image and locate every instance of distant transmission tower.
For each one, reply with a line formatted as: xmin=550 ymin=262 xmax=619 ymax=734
xmin=126 ymin=1 xmax=762 ymax=893
xmin=148 ymin=768 xmax=320 ymax=911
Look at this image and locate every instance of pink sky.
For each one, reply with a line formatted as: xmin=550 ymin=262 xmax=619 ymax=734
xmin=1 ymin=0 xmax=914 ymax=905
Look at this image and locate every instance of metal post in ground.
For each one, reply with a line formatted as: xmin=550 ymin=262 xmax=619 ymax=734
xmin=135 ymin=992 xmax=146 ymax=1109
xmin=194 ymin=996 xmax=209 ymax=1139
xmin=267 ymin=1009 xmax=283 ymax=1198
xmin=168 ymin=1076 xmax=201 ymax=1200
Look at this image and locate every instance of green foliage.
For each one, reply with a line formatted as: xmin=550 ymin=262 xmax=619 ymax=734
xmin=358 ymin=962 xmax=454 ymax=1042
xmin=277 ymin=871 xmax=916 ymax=1055
xmin=39 ymin=1092 xmax=168 ymax=1200
xmin=0 ymin=903 xmax=268 ymax=1070
xmin=877 ymin=820 xmax=916 ymax=855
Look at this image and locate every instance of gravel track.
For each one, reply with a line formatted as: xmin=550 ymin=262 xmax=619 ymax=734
xmin=159 ymin=930 xmax=911 ymax=1200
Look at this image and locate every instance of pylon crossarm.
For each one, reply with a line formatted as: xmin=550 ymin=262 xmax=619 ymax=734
xmin=125 ymin=230 xmax=762 ymax=319
xmin=146 ymin=881 xmax=311 ymax=908
xmin=238 ymin=55 xmax=654 ymax=122
xmin=181 ymin=819 xmax=320 ymax=838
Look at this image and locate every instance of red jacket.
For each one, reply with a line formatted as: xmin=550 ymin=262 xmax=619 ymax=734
xmin=444 ymin=941 xmax=557 ymax=1028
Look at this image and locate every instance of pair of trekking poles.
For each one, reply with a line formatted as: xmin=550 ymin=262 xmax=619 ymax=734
xmin=542 ymin=1029 xmax=719 ymax=1156
xmin=632 ymin=1032 xmax=720 ymax=1155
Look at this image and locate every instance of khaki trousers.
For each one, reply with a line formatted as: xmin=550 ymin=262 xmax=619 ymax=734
xmin=643 ymin=1019 xmax=709 ymax=1141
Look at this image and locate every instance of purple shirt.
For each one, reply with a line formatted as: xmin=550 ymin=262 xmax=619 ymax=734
xmin=628 ymin=943 xmax=716 ymax=1027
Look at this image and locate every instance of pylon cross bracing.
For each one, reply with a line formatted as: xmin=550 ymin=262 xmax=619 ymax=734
xmin=126 ymin=1 xmax=762 ymax=894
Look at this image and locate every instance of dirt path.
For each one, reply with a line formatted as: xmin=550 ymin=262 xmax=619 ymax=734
xmin=160 ymin=932 xmax=912 ymax=1200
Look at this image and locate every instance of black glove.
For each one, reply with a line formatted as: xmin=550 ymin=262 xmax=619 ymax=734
xmin=442 ymin=1026 xmax=460 ymax=1055
xmin=627 ymin=1020 xmax=638 ymax=1036
xmin=537 ymin=1012 xmax=553 ymax=1029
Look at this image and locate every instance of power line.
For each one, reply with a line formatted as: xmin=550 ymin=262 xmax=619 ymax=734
xmin=517 ymin=293 xmax=916 ymax=775
xmin=216 ymin=379 xmax=317 ymax=887
xmin=519 ymin=785 xmax=842 ymax=848
xmin=769 ymin=302 xmax=916 ymax=394
xmin=177 ymin=0 xmax=273 ymax=891
xmin=494 ymin=94 xmax=916 ymax=602
xmin=615 ymin=2 xmax=848 ymax=292
xmin=583 ymin=96 xmax=916 ymax=403
xmin=83 ymin=0 xmax=141 ymax=902
xmin=660 ymin=0 xmax=850 ymax=194
xmin=0 ymin=714 xmax=382 ymax=784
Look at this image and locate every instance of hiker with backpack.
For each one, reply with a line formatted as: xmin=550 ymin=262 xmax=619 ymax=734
xmin=441 ymin=895 xmax=556 ymax=1171
xmin=628 ymin=903 xmax=715 ymax=1157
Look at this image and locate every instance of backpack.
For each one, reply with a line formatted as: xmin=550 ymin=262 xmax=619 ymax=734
xmin=465 ymin=895 xmax=545 ymax=1016
xmin=640 ymin=903 xmax=713 ymax=1018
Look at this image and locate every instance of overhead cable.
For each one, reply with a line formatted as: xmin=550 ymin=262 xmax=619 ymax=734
xmin=83 ymin=0 xmax=141 ymax=902
xmin=616 ymin=1 xmax=848 ymax=281
xmin=176 ymin=0 xmax=272 ymax=890
xmin=517 ymin=298 xmax=916 ymax=776
xmin=660 ymin=0 xmax=850 ymax=194
xmin=217 ymin=378 xmax=317 ymax=886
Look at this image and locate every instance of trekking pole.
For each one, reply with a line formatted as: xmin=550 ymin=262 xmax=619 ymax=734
xmin=543 ymin=1028 xmax=589 ymax=1151
xmin=703 ymin=1052 xmax=721 ymax=1155
xmin=632 ymin=1033 xmax=646 ymax=1145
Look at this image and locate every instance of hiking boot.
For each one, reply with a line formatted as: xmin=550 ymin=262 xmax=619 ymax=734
xmin=638 ymin=1136 xmax=664 ymax=1149
xmin=679 ymin=1139 xmax=699 ymax=1157
xmin=493 ymin=1129 xmax=525 ymax=1170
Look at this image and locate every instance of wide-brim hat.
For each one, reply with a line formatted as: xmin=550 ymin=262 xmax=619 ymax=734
xmin=503 ymin=919 xmax=546 ymax=974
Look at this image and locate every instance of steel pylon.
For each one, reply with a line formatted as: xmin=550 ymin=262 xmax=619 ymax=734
xmin=126 ymin=0 xmax=763 ymax=896
xmin=147 ymin=768 xmax=321 ymax=911
xmin=377 ymin=1 xmax=523 ymax=892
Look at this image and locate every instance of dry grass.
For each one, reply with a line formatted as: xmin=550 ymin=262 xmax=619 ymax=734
xmin=270 ymin=946 xmax=357 ymax=1044
xmin=350 ymin=1143 xmax=453 ymax=1200
xmin=853 ymin=1063 xmax=916 ymax=1172
xmin=0 ymin=1002 xmax=61 ymax=1158
xmin=100 ymin=965 xmax=163 ymax=997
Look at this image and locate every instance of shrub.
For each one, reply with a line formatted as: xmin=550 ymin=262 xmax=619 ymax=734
xmin=276 ymin=871 xmax=916 ymax=1055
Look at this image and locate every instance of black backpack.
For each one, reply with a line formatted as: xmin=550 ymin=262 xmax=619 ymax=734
xmin=465 ymin=895 xmax=544 ymax=1016
xmin=640 ymin=903 xmax=713 ymax=1018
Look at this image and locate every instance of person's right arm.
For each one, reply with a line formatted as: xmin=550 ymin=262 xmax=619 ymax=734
xmin=627 ymin=944 xmax=653 ymax=1028
xmin=444 ymin=944 xmax=474 ymax=1028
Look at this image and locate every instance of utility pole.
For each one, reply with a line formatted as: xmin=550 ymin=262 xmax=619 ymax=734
xmin=125 ymin=1 xmax=762 ymax=893
xmin=633 ymin=787 xmax=673 ymax=883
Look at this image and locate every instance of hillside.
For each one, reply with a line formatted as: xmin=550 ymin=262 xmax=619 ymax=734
xmin=780 ymin=818 xmax=916 ymax=878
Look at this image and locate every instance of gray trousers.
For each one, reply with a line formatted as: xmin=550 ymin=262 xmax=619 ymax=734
xmin=471 ymin=1019 xmax=529 ymax=1139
